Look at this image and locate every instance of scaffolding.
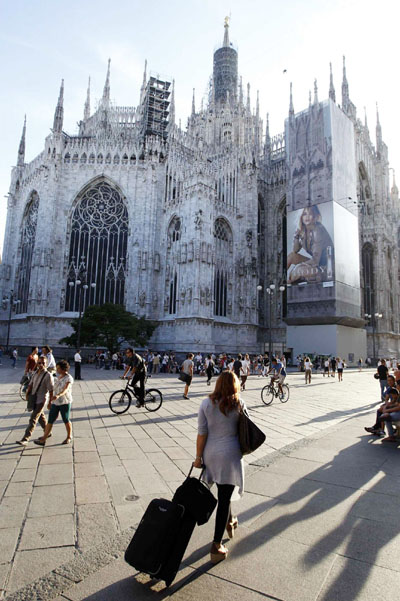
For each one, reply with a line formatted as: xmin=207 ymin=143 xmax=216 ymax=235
xmin=142 ymin=76 xmax=171 ymax=140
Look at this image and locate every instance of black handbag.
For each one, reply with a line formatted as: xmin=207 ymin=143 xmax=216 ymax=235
xmin=238 ymin=405 xmax=266 ymax=455
xmin=178 ymin=372 xmax=190 ymax=384
xmin=173 ymin=465 xmax=217 ymax=526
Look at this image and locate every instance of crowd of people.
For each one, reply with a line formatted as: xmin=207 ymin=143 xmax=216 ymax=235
xmin=364 ymin=359 xmax=400 ymax=442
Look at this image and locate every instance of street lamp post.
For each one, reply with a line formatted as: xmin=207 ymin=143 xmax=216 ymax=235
xmin=365 ymin=312 xmax=383 ymax=364
xmin=258 ymin=283 xmax=286 ymax=359
xmin=3 ymin=290 xmax=21 ymax=352
xmin=69 ymin=275 xmax=96 ymax=349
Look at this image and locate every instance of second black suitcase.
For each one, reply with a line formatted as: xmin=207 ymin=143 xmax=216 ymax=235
xmin=157 ymin=511 xmax=196 ymax=586
xmin=125 ymin=498 xmax=184 ymax=576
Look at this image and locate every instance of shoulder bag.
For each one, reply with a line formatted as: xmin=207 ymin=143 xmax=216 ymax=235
xmin=173 ymin=464 xmax=217 ymax=525
xmin=238 ymin=404 xmax=266 ymax=455
xmin=26 ymin=371 xmax=47 ymax=411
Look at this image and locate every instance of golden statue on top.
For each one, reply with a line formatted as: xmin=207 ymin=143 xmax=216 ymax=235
xmin=224 ymin=16 xmax=230 ymax=27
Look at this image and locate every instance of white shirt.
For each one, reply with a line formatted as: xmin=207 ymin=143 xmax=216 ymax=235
xmin=45 ymin=352 xmax=56 ymax=370
xmin=304 ymin=360 xmax=312 ymax=370
xmin=53 ymin=373 xmax=74 ymax=405
xmin=74 ymin=353 xmax=82 ymax=363
xmin=112 ymin=353 xmax=118 ymax=361
xmin=241 ymin=360 xmax=250 ymax=375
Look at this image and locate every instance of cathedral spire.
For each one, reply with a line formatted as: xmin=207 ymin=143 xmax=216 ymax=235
xmin=289 ymin=82 xmax=294 ymax=116
xmin=102 ymin=59 xmax=111 ymax=104
xmin=246 ymin=83 xmax=251 ymax=113
xmin=256 ymin=90 xmax=260 ymax=118
xmin=391 ymin=169 xmax=398 ymax=196
xmin=342 ymin=55 xmax=349 ymax=112
xmin=191 ymin=88 xmax=196 ymax=116
xmin=223 ymin=15 xmax=230 ymax=47
xmin=239 ymin=76 xmax=243 ymax=105
xmin=83 ymin=77 xmax=91 ymax=120
xmin=140 ymin=59 xmax=147 ymax=103
xmin=53 ymin=79 xmax=64 ymax=133
xmin=169 ymin=79 xmax=175 ymax=126
xmin=329 ymin=62 xmax=336 ymax=103
xmin=376 ymin=102 xmax=382 ymax=149
xmin=313 ymin=79 xmax=319 ymax=105
xmin=265 ymin=113 xmax=270 ymax=144
xmin=17 ymin=115 xmax=26 ymax=167
xmin=364 ymin=106 xmax=368 ymax=128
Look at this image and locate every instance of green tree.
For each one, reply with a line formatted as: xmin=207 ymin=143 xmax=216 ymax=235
xmin=59 ymin=303 xmax=156 ymax=354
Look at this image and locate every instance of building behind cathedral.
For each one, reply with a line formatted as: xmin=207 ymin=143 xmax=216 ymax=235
xmin=1 ymin=22 xmax=399 ymax=362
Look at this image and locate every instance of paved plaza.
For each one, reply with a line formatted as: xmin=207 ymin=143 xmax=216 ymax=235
xmin=1 ymin=364 xmax=400 ymax=600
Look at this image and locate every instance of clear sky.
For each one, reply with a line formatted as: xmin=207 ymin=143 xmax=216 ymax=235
xmin=1 ymin=0 xmax=398 ymax=253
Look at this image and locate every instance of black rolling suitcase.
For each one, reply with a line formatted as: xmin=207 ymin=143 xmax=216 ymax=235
xmin=157 ymin=511 xmax=196 ymax=586
xmin=124 ymin=498 xmax=185 ymax=577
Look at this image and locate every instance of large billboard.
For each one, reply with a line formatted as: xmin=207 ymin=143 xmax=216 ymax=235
xmin=287 ymin=202 xmax=334 ymax=287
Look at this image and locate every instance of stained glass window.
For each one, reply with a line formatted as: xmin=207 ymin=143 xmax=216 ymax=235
xmin=65 ymin=181 xmax=128 ymax=311
xmin=16 ymin=192 xmax=39 ymax=314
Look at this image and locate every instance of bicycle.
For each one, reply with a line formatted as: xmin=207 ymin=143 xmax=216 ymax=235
xmin=261 ymin=378 xmax=290 ymax=406
xmin=109 ymin=375 xmax=163 ymax=414
xmin=19 ymin=373 xmax=32 ymax=401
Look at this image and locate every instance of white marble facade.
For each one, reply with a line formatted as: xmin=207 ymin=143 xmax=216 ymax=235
xmin=1 ymin=23 xmax=399 ymax=358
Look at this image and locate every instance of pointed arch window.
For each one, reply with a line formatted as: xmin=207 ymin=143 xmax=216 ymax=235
xmin=214 ymin=217 xmax=232 ymax=253
xmin=65 ymin=181 xmax=129 ymax=311
xmin=214 ymin=270 xmax=227 ymax=316
xmin=362 ymin=243 xmax=374 ymax=321
xmin=169 ymin=272 xmax=177 ymax=314
xmin=16 ymin=192 xmax=39 ymax=314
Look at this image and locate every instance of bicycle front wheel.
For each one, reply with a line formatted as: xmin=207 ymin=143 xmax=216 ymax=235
xmin=279 ymin=384 xmax=290 ymax=403
xmin=19 ymin=385 xmax=26 ymax=402
xmin=261 ymin=385 xmax=274 ymax=406
xmin=144 ymin=389 xmax=163 ymax=412
xmin=109 ymin=389 xmax=132 ymax=414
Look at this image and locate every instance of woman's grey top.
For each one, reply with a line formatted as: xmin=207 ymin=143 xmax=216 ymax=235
xmin=198 ymin=396 xmax=244 ymax=499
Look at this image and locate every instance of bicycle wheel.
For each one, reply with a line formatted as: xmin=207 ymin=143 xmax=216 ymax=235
xmin=109 ymin=389 xmax=132 ymax=414
xmin=261 ymin=385 xmax=274 ymax=406
xmin=19 ymin=384 xmax=26 ymax=402
xmin=279 ymin=384 xmax=290 ymax=403
xmin=144 ymin=388 xmax=163 ymax=412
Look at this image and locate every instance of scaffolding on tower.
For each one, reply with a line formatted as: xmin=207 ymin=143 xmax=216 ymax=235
xmin=142 ymin=75 xmax=171 ymax=140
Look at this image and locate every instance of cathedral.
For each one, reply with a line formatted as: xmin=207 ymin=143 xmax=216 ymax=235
xmin=1 ymin=21 xmax=399 ymax=362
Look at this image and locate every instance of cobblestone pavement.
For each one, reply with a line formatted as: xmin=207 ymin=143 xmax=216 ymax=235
xmin=0 ymin=365 xmax=391 ymax=599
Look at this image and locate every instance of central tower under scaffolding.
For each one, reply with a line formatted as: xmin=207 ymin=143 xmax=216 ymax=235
xmin=142 ymin=75 xmax=171 ymax=139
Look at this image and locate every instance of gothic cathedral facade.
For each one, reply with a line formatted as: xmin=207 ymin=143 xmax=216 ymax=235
xmin=1 ymin=22 xmax=399 ymax=360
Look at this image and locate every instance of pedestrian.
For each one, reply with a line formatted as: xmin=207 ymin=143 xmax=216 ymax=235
xmin=240 ymin=354 xmax=250 ymax=391
xmin=74 ymin=349 xmax=82 ymax=380
xmin=205 ymin=354 xmax=214 ymax=386
xmin=358 ymin=357 xmax=363 ymax=372
xmin=193 ymin=370 xmax=244 ymax=564
xmin=12 ymin=347 xmax=18 ymax=368
xmin=16 ymin=356 xmax=53 ymax=446
xmin=112 ymin=352 xmax=118 ymax=369
xmin=34 ymin=360 xmax=74 ymax=446
xmin=181 ymin=353 xmax=194 ymax=399
xmin=232 ymin=354 xmax=242 ymax=381
xmin=304 ymin=356 xmax=312 ymax=384
xmin=41 ymin=346 xmax=56 ymax=374
xmin=121 ymin=348 xmax=147 ymax=407
xmin=147 ymin=351 xmax=154 ymax=374
xmin=394 ymin=363 xmax=400 ymax=386
xmin=330 ymin=356 xmax=336 ymax=378
xmin=323 ymin=357 xmax=330 ymax=377
xmin=376 ymin=358 xmax=389 ymax=401
xmin=153 ymin=353 xmax=160 ymax=374
xmin=337 ymin=357 xmax=344 ymax=382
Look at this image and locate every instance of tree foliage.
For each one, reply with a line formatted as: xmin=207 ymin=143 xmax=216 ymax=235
xmin=59 ymin=303 xmax=156 ymax=353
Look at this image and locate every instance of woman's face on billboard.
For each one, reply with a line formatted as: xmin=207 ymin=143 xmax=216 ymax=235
xmin=301 ymin=208 xmax=316 ymax=227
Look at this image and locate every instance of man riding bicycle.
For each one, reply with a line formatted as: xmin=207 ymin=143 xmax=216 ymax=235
xmin=121 ymin=348 xmax=147 ymax=408
xmin=267 ymin=356 xmax=286 ymax=396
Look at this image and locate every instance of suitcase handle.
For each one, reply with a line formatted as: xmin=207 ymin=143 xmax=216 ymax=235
xmin=188 ymin=464 xmax=205 ymax=479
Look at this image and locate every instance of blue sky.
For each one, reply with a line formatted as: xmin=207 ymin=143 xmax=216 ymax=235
xmin=1 ymin=0 xmax=398 ymax=252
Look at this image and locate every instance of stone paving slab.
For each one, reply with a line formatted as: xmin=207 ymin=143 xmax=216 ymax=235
xmin=1 ymin=365 xmax=399 ymax=600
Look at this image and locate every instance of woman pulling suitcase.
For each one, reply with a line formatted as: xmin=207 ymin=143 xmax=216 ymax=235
xmin=193 ymin=370 xmax=245 ymax=563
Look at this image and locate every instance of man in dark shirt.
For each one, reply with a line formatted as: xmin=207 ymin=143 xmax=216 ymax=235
xmin=330 ymin=357 xmax=336 ymax=377
xmin=232 ymin=354 xmax=243 ymax=380
xmin=122 ymin=348 xmax=146 ymax=407
xmin=377 ymin=359 xmax=389 ymax=401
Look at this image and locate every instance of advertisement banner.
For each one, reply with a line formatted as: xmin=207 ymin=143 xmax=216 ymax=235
xmin=287 ymin=202 xmax=334 ymax=288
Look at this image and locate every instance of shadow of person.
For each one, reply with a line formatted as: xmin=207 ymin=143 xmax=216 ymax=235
xmin=231 ymin=434 xmax=398 ymax=596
